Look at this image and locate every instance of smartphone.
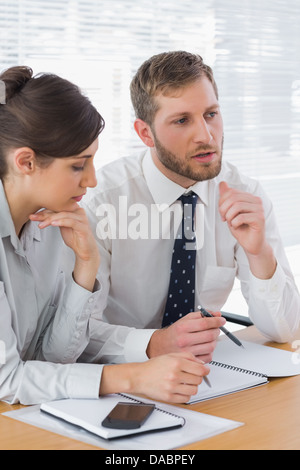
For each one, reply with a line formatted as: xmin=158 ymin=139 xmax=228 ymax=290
xmin=102 ymin=402 xmax=155 ymax=430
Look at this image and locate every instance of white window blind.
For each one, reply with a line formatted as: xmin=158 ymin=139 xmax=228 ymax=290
xmin=0 ymin=0 xmax=300 ymax=246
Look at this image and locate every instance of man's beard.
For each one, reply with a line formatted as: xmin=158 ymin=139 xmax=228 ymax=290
xmin=152 ymin=131 xmax=223 ymax=182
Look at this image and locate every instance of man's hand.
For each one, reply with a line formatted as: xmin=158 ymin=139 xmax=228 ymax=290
xmin=219 ymin=181 xmax=277 ymax=279
xmin=147 ymin=311 xmax=226 ymax=363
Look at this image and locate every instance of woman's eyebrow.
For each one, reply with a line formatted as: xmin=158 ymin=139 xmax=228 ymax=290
xmin=74 ymin=154 xmax=93 ymax=159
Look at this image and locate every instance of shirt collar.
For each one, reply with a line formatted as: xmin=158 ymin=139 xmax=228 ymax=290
xmin=142 ymin=148 xmax=210 ymax=210
xmin=0 ymin=180 xmax=41 ymax=247
xmin=0 ymin=180 xmax=16 ymax=239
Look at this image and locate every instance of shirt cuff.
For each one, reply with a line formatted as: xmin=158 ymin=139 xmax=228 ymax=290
xmin=249 ymin=262 xmax=285 ymax=300
xmin=64 ymin=277 xmax=102 ymax=321
xmin=124 ymin=329 xmax=157 ymax=363
xmin=67 ymin=363 xmax=103 ymax=399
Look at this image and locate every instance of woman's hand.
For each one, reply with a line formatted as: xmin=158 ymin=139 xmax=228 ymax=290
xmin=30 ymin=207 xmax=100 ymax=291
xmin=100 ymin=352 xmax=210 ymax=404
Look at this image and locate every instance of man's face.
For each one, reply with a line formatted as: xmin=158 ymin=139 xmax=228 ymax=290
xmin=149 ymin=77 xmax=224 ymax=187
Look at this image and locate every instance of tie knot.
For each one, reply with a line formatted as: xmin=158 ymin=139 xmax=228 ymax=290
xmin=178 ymin=192 xmax=198 ymax=212
xmin=177 ymin=192 xmax=197 ymax=240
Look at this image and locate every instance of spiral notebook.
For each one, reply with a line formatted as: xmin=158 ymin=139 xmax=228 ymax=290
xmin=188 ymin=338 xmax=300 ymax=404
xmin=40 ymin=394 xmax=185 ymax=440
xmin=188 ymin=360 xmax=268 ymax=404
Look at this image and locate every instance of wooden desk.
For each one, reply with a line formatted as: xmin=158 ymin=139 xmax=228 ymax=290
xmin=1 ymin=326 xmax=300 ymax=450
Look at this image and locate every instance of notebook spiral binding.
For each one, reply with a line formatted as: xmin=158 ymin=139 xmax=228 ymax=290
xmin=118 ymin=393 xmax=186 ymax=426
xmin=210 ymin=360 xmax=267 ymax=378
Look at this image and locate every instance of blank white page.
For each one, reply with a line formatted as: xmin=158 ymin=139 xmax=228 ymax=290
xmin=213 ymin=339 xmax=300 ymax=377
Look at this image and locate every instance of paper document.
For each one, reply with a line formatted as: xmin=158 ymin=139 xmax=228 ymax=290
xmin=213 ymin=339 xmax=300 ymax=377
xmin=3 ymin=394 xmax=243 ymax=450
xmin=188 ymin=338 xmax=300 ymax=404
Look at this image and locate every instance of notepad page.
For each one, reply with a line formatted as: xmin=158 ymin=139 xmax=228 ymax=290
xmin=3 ymin=402 xmax=243 ymax=450
xmin=41 ymin=395 xmax=184 ymax=439
xmin=213 ymin=339 xmax=300 ymax=377
xmin=187 ymin=362 xmax=268 ymax=404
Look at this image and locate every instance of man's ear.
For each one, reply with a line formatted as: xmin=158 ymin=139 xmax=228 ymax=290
xmin=133 ymin=119 xmax=155 ymax=147
xmin=13 ymin=148 xmax=36 ymax=175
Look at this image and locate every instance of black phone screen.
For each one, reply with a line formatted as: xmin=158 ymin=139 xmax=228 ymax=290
xmin=102 ymin=402 xmax=155 ymax=429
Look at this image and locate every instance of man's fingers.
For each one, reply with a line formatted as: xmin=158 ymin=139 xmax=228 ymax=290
xmin=176 ymin=314 xmax=226 ymax=334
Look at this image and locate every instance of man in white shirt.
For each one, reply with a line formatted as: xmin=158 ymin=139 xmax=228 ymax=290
xmin=81 ymin=51 xmax=300 ymax=366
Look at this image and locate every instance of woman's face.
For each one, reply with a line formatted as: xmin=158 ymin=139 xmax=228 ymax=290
xmin=33 ymin=139 xmax=99 ymax=212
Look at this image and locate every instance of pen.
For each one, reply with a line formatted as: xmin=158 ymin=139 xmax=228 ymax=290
xmin=203 ymin=375 xmax=212 ymax=388
xmin=197 ymin=305 xmax=244 ymax=348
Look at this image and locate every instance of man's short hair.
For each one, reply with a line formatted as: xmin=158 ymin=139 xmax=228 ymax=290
xmin=130 ymin=50 xmax=218 ymax=126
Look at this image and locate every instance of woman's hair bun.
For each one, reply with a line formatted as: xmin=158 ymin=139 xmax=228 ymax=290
xmin=0 ymin=66 xmax=33 ymax=101
xmin=0 ymin=65 xmax=104 ymax=181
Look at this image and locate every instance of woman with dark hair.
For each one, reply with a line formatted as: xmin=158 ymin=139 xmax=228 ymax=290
xmin=0 ymin=66 xmax=208 ymax=406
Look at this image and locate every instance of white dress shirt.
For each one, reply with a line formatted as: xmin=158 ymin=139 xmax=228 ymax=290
xmin=81 ymin=149 xmax=300 ymax=365
xmin=0 ymin=182 xmax=104 ymax=405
